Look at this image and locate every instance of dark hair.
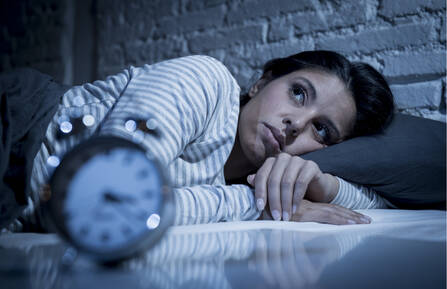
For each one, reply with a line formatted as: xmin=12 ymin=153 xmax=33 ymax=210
xmin=242 ymin=50 xmax=394 ymax=137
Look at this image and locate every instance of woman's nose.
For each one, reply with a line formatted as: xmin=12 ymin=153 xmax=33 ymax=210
xmin=283 ymin=117 xmax=304 ymax=137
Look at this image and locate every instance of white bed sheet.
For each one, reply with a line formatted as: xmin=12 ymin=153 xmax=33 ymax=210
xmin=170 ymin=209 xmax=446 ymax=241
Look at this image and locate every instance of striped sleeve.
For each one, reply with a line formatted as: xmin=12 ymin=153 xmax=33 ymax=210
xmin=173 ymin=185 xmax=260 ymax=225
xmin=98 ymin=55 xmax=261 ymax=224
xmin=330 ymin=177 xmax=391 ymax=209
xmin=98 ymin=55 xmax=232 ymax=167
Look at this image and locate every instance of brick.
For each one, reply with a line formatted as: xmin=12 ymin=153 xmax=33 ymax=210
xmin=316 ymin=22 xmax=434 ymax=54
xmin=157 ymin=6 xmax=225 ymax=36
xmin=290 ymin=6 xmax=374 ymax=35
xmin=349 ymin=55 xmax=383 ymax=72
xmin=268 ymin=18 xmax=293 ymax=42
xmin=379 ymin=0 xmax=446 ymax=18
xmin=292 ymin=12 xmax=329 ymax=34
xmin=102 ymin=44 xmax=125 ymax=67
xmin=293 ymin=0 xmax=376 ymax=33
xmin=97 ymin=65 xmax=127 ymax=81
xmin=214 ymin=38 xmax=313 ymax=90
xmin=246 ymin=38 xmax=314 ymax=67
xmin=221 ymin=57 xmax=252 ymax=89
xmin=431 ymin=0 xmax=447 ymax=10
xmin=98 ymin=0 xmax=177 ymax=22
xmin=182 ymin=0 xmax=224 ymax=11
xmin=441 ymin=16 xmax=446 ymax=42
xmin=205 ymin=0 xmax=226 ymax=8
xmin=157 ymin=0 xmax=179 ymax=17
xmin=188 ymin=25 xmax=263 ymax=53
xmin=182 ymin=0 xmax=205 ymax=11
xmin=382 ymin=51 xmax=446 ymax=79
xmin=124 ymin=38 xmax=184 ymax=65
xmin=227 ymin=0 xmax=314 ymax=23
xmin=391 ymin=80 xmax=442 ymax=109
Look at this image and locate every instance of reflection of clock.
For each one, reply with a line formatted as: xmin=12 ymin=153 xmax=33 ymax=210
xmin=44 ymin=135 xmax=174 ymax=263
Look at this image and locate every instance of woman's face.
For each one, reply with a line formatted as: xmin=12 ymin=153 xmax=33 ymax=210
xmin=238 ymin=68 xmax=356 ymax=167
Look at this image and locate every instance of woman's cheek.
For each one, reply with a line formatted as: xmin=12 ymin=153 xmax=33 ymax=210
xmin=287 ymin=137 xmax=325 ymax=156
xmin=247 ymin=130 xmax=267 ymax=166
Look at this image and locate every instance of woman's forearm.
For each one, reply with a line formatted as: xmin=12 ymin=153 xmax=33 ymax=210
xmin=330 ymin=177 xmax=390 ymax=209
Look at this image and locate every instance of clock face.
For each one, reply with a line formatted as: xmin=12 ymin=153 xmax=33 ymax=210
xmin=47 ymin=136 xmax=173 ymax=261
xmin=63 ymin=148 xmax=163 ymax=252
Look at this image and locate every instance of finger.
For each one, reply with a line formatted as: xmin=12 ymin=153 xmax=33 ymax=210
xmin=267 ymin=153 xmax=291 ymax=221
xmin=298 ymin=205 xmax=347 ymax=225
xmin=314 ymin=204 xmax=371 ymax=225
xmin=247 ymin=174 xmax=255 ymax=186
xmin=280 ymin=156 xmax=303 ymax=221
xmin=322 ymin=203 xmax=372 ymax=224
xmin=254 ymin=157 xmax=276 ymax=211
xmin=292 ymin=161 xmax=319 ymax=215
xmin=336 ymin=207 xmax=372 ymax=224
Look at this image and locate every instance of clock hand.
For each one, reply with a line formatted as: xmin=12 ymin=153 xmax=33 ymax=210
xmin=103 ymin=191 xmax=136 ymax=203
xmin=103 ymin=192 xmax=148 ymax=221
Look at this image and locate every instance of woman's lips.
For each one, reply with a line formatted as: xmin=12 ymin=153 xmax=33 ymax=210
xmin=262 ymin=123 xmax=283 ymax=154
xmin=264 ymin=123 xmax=285 ymax=151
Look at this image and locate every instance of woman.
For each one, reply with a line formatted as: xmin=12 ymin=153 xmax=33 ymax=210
xmin=5 ymin=50 xmax=394 ymax=230
xmin=227 ymin=50 xmax=394 ymax=223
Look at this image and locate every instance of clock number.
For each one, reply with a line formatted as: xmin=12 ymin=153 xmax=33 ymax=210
xmin=144 ymin=190 xmax=154 ymax=199
xmin=122 ymin=152 xmax=134 ymax=166
xmin=136 ymin=169 xmax=149 ymax=180
xmin=79 ymin=225 xmax=90 ymax=237
xmin=100 ymin=231 xmax=110 ymax=242
xmin=121 ymin=225 xmax=132 ymax=235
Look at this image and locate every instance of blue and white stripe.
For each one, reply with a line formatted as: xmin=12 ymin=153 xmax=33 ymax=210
xmin=332 ymin=177 xmax=391 ymax=209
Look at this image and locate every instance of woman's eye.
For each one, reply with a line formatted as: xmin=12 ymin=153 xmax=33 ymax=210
xmin=291 ymin=85 xmax=305 ymax=105
xmin=314 ymin=123 xmax=330 ymax=143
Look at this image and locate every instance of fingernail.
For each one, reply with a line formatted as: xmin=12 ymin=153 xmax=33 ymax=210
xmin=282 ymin=211 xmax=289 ymax=221
xmin=247 ymin=174 xmax=255 ymax=184
xmin=292 ymin=205 xmax=297 ymax=214
xmin=256 ymin=199 xmax=265 ymax=211
xmin=347 ymin=220 xmax=356 ymax=225
xmin=272 ymin=210 xmax=281 ymax=221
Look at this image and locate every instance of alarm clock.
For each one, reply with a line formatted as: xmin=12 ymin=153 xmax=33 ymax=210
xmin=44 ymin=135 xmax=174 ymax=263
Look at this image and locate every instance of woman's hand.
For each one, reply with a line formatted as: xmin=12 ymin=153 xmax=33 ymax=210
xmin=259 ymin=199 xmax=371 ymax=225
xmin=291 ymin=199 xmax=371 ymax=224
xmin=247 ymin=152 xmax=339 ymax=221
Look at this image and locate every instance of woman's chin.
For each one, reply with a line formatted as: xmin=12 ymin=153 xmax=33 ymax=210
xmin=246 ymin=145 xmax=269 ymax=168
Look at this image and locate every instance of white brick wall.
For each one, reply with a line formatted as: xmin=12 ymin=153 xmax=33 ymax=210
xmin=2 ymin=0 xmax=445 ymax=120
xmin=95 ymin=0 xmax=446 ymax=121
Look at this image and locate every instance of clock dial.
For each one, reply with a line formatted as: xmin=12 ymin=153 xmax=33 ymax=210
xmin=62 ymin=147 xmax=163 ymax=252
xmin=47 ymin=135 xmax=174 ymax=262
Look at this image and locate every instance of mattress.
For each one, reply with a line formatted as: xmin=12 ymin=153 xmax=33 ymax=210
xmin=0 ymin=209 xmax=445 ymax=289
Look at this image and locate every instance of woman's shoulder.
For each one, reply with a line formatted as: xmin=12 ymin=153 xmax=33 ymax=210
xmin=165 ymin=54 xmax=229 ymax=73
xmin=143 ymin=55 xmax=238 ymax=86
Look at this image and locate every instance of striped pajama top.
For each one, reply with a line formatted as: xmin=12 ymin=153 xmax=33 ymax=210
xmin=29 ymin=55 xmax=388 ymax=227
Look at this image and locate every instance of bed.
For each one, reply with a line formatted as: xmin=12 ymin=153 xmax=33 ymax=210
xmin=0 ymin=209 xmax=445 ymax=289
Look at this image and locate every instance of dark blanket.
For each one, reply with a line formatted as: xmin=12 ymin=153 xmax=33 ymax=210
xmin=0 ymin=68 xmax=69 ymax=229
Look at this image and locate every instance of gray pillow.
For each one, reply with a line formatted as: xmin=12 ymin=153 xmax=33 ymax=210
xmin=301 ymin=114 xmax=446 ymax=209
